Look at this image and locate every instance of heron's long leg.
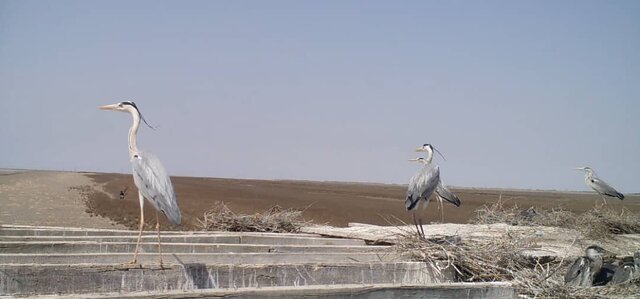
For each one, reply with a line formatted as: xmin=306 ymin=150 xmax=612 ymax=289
xmin=412 ymin=212 xmax=419 ymax=235
xmin=156 ymin=211 xmax=164 ymax=268
xmin=418 ymin=218 xmax=425 ymax=239
xmin=439 ymin=198 xmax=444 ymax=223
xmin=412 ymin=212 xmax=423 ymax=239
xmin=128 ymin=192 xmax=145 ymax=265
xmin=600 ymin=194 xmax=608 ymax=206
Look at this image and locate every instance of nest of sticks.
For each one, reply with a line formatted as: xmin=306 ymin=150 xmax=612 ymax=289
xmin=396 ymin=230 xmax=640 ymax=298
xmin=395 ymin=199 xmax=640 ymax=298
xmin=471 ymin=198 xmax=640 ymax=240
xmin=198 ymin=201 xmax=309 ymax=233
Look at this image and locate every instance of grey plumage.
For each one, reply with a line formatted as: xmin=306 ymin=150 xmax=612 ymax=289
xmin=610 ymin=251 xmax=640 ymax=285
xmin=406 ymin=144 xmax=462 ymax=238
xmin=436 ymin=181 xmax=461 ymax=207
xmin=565 ymin=245 xmax=605 ymax=287
xmin=576 ymin=167 xmax=624 ymax=202
xmin=413 ymin=144 xmax=462 ymax=219
xmin=406 ymin=161 xmax=440 ymax=211
xmin=565 ymin=257 xmax=591 ymax=287
xmin=100 ymin=100 xmax=181 ymax=265
xmin=132 ymin=152 xmax=181 ymax=225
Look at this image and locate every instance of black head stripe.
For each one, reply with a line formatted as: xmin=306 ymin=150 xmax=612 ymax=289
xmin=121 ymin=101 xmax=138 ymax=110
xmin=119 ymin=101 xmax=154 ymax=130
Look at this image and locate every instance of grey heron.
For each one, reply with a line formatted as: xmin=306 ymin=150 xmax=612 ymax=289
xmin=564 ymin=245 xmax=605 ymax=287
xmin=415 ymin=144 xmax=461 ymax=222
xmin=406 ymin=144 xmax=461 ymax=238
xmin=99 ymin=101 xmax=181 ymax=266
xmin=406 ymin=157 xmax=439 ymax=238
xmin=610 ymin=251 xmax=640 ymax=285
xmin=575 ymin=167 xmax=624 ymax=205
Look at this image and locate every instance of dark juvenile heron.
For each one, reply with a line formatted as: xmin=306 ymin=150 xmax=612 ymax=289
xmin=565 ymin=245 xmax=605 ymax=287
xmin=99 ymin=101 xmax=181 ymax=266
xmin=610 ymin=251 xmax=640 ymax=285
xmin=575 ymin=167 xmax=624 ymax=205
xmin=405 ymin=144 xmax=461 ymax=238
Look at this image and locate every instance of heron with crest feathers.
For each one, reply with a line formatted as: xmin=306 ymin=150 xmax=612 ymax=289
xmin=406 ymin=144 xmax=461 ymax=238
xmin=99 ymin=101 xmax=181 ymax=266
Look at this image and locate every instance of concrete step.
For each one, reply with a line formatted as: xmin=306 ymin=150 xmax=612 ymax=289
xmin=0 ymin=226 xmax=319 ymax=238
xmin=0 ymin=252 xmax=400 ymax=265
xmin=0 ymin=262 xmax=451 ymax=296
xmin=1 ymin=225 xmax=516 ymax=298
xmin=0 ymin=234 xmax=365 ymax=246
xmin=0 ymin=241 xmax=388 ymax=254
xmin=31 ymin=282 xmax=517 ymax=299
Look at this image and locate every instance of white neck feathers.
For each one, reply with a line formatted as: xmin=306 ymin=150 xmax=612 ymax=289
xmin=424 ymin=147 xmax=434 ymax=164
xmin=128 ymin=110 xmax=140 ymax=156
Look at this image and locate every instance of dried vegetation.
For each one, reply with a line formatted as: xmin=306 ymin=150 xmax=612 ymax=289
xmin=199 ymin=201 xmax=309 ymax=233
xmin=397 ymin=198 xmax=640 ymax=298
xmin=472 ymin=198 xmax=640 ymax=240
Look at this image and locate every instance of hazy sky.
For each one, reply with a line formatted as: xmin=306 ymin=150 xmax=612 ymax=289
xmin=1 ymin=0 xmax=638 ymax=191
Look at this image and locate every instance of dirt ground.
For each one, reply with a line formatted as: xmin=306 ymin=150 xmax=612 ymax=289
xmin=1 ymin=170 xmax=638 ymax=230
xmin=81 ymin=171 xmax=639 ymax=230
xmin=0 ymin=170 xmax=126 ymax=229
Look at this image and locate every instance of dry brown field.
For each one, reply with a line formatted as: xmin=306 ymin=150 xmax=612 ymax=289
xmin=83 ymin=172 xmax=640 ymax=230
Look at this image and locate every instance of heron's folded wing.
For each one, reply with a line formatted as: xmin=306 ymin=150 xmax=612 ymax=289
xmin=405 ymin=165 xmax=440 ymax=211
xmin=131 ymin=152 xmax=182 ymax=225
xmin=610 ymin=263 xmax=634 ymax=285
xmin=590 ymin=178 xmax=624 ymax=199
xmin=564 ymin=257 xmax=586 ymax=285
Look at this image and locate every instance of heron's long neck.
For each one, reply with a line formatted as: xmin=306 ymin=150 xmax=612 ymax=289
xmin=128 ymin=111 xmax=141 ymax=156
xmin=424 ymin=148 xmax=434 ymax=164
xmin=585 ymin=170 xmax=595 ymax=180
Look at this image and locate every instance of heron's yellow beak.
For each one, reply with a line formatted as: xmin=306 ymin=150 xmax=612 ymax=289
xmin=415 ymin=147 xmax=425 ymax=152
xmin=408 ymin=158 xmax=419 ymax=162
xmin=99 ymin=104 xmax=118 ymax=110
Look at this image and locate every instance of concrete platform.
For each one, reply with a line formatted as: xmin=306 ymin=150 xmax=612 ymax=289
xmin=0 ymin=262 xmax=450 ymax=295
xmin=0 ymin=225 xmax=319 ymax=238
xmin=0 ymin=224 xmax=519 ymax=298
xmin=0 ymin=241 xmax=388 ymax=254
xmin=303 ymin=222 xmax=640 ymax=258
xmin=0 ymin=234 xmax=365 ymax=246
xmin=31 ymin=282 xmax=517 ymax=299
xmin=0 ymin=252 xmax=400 ymax=265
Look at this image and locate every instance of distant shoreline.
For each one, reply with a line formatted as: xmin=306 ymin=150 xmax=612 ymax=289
xmin=0 ymin=167 xmax=636 ymax=195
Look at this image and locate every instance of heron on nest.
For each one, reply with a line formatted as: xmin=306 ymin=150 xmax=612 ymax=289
xmin=565 ymin=245 xmax=605 ymax=287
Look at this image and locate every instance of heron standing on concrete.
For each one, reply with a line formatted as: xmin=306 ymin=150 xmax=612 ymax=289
xmin=575 ymin=167 xmax=624 ymax=205
xmin=565 ymin=245 xmax=605 ymax=287
xmin=406 ymin=144 xmax=461 ymax=238
xmin=99 ymin=101 xmax=181 ymax=266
